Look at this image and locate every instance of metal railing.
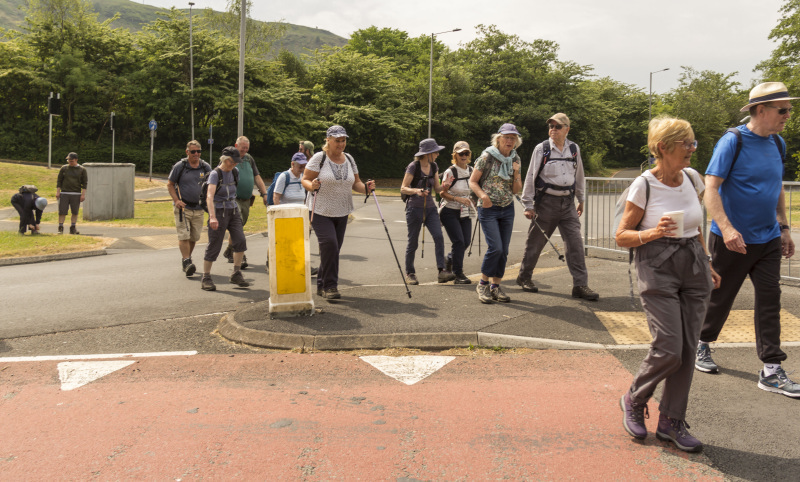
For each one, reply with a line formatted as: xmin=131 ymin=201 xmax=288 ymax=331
xmin=584 ymin=177 xmax=800 ymax=282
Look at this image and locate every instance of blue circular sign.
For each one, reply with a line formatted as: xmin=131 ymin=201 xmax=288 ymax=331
xmin=148 ymin=120 xmax=157 ymax=131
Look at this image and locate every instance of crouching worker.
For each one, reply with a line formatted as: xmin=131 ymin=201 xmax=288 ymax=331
xmin=201 ymin=147 xmax=250 ymax=291
xmin=11 ymin=185 xmax=45 ymax=235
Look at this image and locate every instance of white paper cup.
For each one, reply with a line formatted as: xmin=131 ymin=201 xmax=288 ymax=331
xmin=663 ymin=210 xmax=684 ymax=237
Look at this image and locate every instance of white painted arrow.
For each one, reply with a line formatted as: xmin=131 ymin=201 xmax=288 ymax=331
xmin=360 ymin=355 xmax=456 ymax=385
xmin=57 ymin=360 xmax=136 ymax=391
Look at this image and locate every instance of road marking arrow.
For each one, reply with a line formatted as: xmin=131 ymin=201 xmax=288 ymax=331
xmin=57 ymin=360 xmax=136 ymax=391
xmin=360 ymin=355 xmax=455 ymax=385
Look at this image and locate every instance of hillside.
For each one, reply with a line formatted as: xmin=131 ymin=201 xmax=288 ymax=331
xmin=0 ymin=0 xmax=348 ymax=57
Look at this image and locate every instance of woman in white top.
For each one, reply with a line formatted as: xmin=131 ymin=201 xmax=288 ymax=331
xmin=615 ymin=115 xmax=720 ymax=453
xmin=439 ymin=141 xmax=475 ymax=284
xmin=301 ymin=125 xmax=375 ymax=300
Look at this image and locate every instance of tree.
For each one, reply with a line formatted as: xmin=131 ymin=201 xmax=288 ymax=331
xmin=202 ymin=0 xmax=287 ymax=58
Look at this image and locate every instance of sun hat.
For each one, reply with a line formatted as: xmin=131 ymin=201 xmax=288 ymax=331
xmin=415 ymin=138 xmax=445 ymax=157
xmin=740 ymin=82 xmax=800 ymax=112
xmin=453 ymin=141 xmax=470 ymax=153
xmin=497 ymin=123 xmax=521 ymax=135
xmin=291 ymin=152 xmax=308 ymax=165
xmin=326 ymin=125 xmax=348 ymax=138
xmin=221 ymin=146 xmax=242 ymax=164
xmin=547 ymin=113 xmax=570 ymax=127
xmin=302 ymin=140 xmax=314 ymax=152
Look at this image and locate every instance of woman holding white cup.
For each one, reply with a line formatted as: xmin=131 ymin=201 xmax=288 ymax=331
xmin=615 ymin=115 xmax=720 ymax=453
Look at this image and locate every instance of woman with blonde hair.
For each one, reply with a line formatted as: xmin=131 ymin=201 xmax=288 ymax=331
xmin=616 ymin=115 xmax=720 ymax=453
xmin=440 ymin=141 xmax=475 ymax=284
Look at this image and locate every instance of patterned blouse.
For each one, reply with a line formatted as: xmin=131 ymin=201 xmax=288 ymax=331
xmin=473 ymin=152 xmax=518 ymax=208
xmin=304 ymin=151 xmax=359 ymax=218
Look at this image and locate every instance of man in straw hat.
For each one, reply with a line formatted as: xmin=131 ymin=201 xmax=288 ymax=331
xmin=695 ymin=82 xmax=800 ymax=398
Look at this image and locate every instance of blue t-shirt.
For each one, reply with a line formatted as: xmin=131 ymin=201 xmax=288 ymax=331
xmin=207 ymin=168 xmax=238 ymax=210
xmin=705 ymin=125 xmax=785 ymax=244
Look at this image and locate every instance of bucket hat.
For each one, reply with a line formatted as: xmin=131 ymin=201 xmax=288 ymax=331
xmin=415 ymin=138 xmax=445 ymax=157
xmin=740 ymin=82 xmax=800 ymax=112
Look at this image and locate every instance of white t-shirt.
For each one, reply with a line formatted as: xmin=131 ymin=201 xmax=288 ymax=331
xmin=626 ymin=168 xmax=704 ymax=238
xmin=304 ymin=152 xmax=358 ymax=218
xmin=274 ymin=170 xmax=306 ymax=205
xmin=440 ymin=164 xmax=475 ymax=217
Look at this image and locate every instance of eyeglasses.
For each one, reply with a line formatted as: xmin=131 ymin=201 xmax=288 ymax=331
xmin=674 ymin=140 xmax=698 ymax=150
xmin=548 ymin=124 xmax=563 ymax=130
xmin=458 ymin=152 xmax=471 ymax=157
xmin=189 ymin=150 xmax=202 ymax=154
xmin=766 ymin=106 xmax=793 ymax=115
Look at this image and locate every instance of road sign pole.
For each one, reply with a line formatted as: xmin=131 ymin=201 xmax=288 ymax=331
xmin=111 ymin=112 xmax=115 ymax=164
xmin=149 ymin=130 xmax=154 ymax=181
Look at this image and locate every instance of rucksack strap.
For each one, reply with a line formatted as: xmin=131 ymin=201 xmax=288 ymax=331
xmin=534 ymin=141 xmax=579 ymax=199
xmin=725 ymin=127 xmax=785 ymax=174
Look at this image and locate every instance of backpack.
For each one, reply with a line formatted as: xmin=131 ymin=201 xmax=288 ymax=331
xmin=266 ymin=171 xmax=304 ymax=206
xmin=173 ymin=159 xmax=211 ymax=205
xmin=401 ymin=160 xmax=437 ymax=202
xmin=533 ymin=140 xmax=579 ymax=202
xmin=721 ymin=127 xmax=786 ymax=174
xmin=19 ymin=185 xmax=38 ymax=193
xmin=200 ymin=167 xmax=239 ymax=213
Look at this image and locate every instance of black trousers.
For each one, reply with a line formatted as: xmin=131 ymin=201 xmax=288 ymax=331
xmin=700 ymin=233 xmax=786 ymax=364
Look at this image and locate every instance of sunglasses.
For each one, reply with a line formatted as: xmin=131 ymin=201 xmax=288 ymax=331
xmin=458 ymin=151 xmax=471 ymax=157
xmin=766 ymin=106 xmax=793 ymax=115
xmin=189 ymin=150 xmax=202 ymax=154
xmin=548 ymin=123 xmax=564 ymax=130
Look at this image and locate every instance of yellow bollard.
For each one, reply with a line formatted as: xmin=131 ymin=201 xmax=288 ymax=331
xmin=267 ymin=204 xmax=314 ymax=317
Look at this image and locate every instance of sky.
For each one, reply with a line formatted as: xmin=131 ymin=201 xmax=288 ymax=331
xmin=138 ymin=0 xmax=786 ymax=93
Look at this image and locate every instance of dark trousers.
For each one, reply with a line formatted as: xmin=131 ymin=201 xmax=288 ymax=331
xmin=701 ymin=233 xmax=786 ymax=364
xmin=12 ymin=200 xmax=41 ymax=233
xmin=477 ymin=203 xmax=515 ymax=279
xmin=439 ymin=207 xmax=471 ymax=274
xmin=404 ymin=205 xmax=445 ymax=275
xmin=311 ymin=214 xmax=348 ymax=291
xmin=204 ymin=207 xmax=247 ymax=261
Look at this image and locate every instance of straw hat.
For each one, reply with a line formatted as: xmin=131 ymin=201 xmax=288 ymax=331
xmin=740 ymin=82 xmax=800 ymax=112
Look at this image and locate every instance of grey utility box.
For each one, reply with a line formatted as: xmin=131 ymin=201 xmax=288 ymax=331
xmin=83 ymin=163 xmax=135 ymax=221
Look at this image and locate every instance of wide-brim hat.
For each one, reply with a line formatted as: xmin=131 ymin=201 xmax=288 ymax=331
xmin=291 ymin=152 xmax=308 ymax=165
xmin=498 ymin=123 xmax=521 ymax=135
xmin=415 ymin=138 xmax=445 ymax=157
xmin=221 ymin=146 xmax=242 ymax=164
xmin=740 ymin=82 xmax=800 ymax=112
xmin=547 ymin=113 xmax=570 ymax=127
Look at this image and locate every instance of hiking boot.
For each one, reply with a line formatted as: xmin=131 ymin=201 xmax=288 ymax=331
xmin=69 ymin=225 xmax=79 ymax=235
xmin=516 ymin=275 xmax=538 ymax=293
xmin=241 ymin=254 xmax=248 ymax=270
xmin=323 ymin=288 xmax=341 ymax=300
xmin=201 ymin=276 xmax=216 ymax=291
xmin=620 ymin=392 xmax=648 ymax=440
xmin=182 ymin=258 xmax=196 ymax=277
xmin=491 ymin=285 xmax=510 ymax=302
xmin=229 ymin=270 xmax=250 ymax=287
xmin=223 ymin=245 xmax=234 ymax=263
xmin=758 ymin=366 xmax=800 ymax=398
xmin=317 ymin=287 xmax=324 ymax=296
xmin=438 ymin=269 xmax=456 ymax=283
xmin=454 ymin=272 xmax=472 ymax=284
xmin=655 ymin=414 xmax=702 ymax=453
xmin=445 ymin=254 xmax=453 ymax=273
xmin=476 ymin=283 xmax=493 ymax=304
xmin=572 ymin=285 xmax=599 ymax=301
xmin=406 ymin=273 xmax=419 ymax=285
xmin=58 ymin=225 xmax=64 ymax=235
xmin=695 ymin=343 xmax=719 ymax=373
xmin=311 ymin=267 xmax=319 ymax=277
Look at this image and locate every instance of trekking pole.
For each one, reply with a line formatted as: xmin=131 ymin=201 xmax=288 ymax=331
xmin=421 ymin=192 xmax=427 ymax=258
xmin=310 ymin=188 xmax=319 ymax=223
xmin=369 ymin=189 xmax=412 ymax=298
xmin=514 ymin=195 xmax=565 ymax=262
xmin=467 ymin=199 xmax=480 ymax=257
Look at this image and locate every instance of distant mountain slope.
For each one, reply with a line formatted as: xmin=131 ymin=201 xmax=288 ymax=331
xmin=0 ymin=0 xmax=348 ymax=57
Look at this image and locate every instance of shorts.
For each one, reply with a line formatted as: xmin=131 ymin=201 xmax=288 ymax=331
xmin=174 ymin=205 xmax=205 ymax=242
xmin=236 ymin=198 xmax=251 ymax=226
xmin=58 ymin=194 xmax=81 ymax=216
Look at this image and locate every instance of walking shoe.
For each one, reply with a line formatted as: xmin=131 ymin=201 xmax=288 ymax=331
xmin=438 ymin=269 xmax=456 ymax=283
xmin=229 ymin=270 xmax=250 ymax=287
xmin=201 ymin=276 xmax=216 ymax=291
xmin=323 ymin=288 xmax=341 ymax=300
xmin=620 ymin=392 xmax=648 ymax=440
xmin=695 ymin=343 xmax=719 ymax=373
xmin=406 ymin=273 xmax=419 ymax=285
xmin=241 ymin=254 xmax=248 ymax=270
xmin=516 ymin=275 xmax=538 ymax=293
xmin=572 ymin=285 xmax=599 ymax=301
xmin=477 ymin=283 xmax=493 ymax=304
xmin=223 ymin=245 xmax=234 ymax=263
xmin=58 ymin=225 xmax=64 ymax=235
xmin=317 ymin=287 xmax=324 ymax=296
xmin=758 ymin=366 xmax=800 ymax=398
xmin=655 ymin=414 xmax=703 ymax=453
xmin=311 ymin=267 xmax=319 ymax=277
xmin=182 ymin=258 xmax=196 ymax=277
xmin=454 ymin=272 xmax=472 ymax=284
xmin=445 ymin=254 xmax=453 ymax=273
xmin=69 ymin=225 xmax=79 ymax=235
xmin=491 ymin=285 xmax=511 ymax=302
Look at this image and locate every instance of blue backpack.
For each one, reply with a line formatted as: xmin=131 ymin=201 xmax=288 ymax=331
xmin=266 ymin=171 xmax=303 ymax=205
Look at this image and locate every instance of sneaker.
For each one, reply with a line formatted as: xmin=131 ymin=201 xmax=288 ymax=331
xmin=241 ymin=254 xmax=248 ymax=270
xmin=311 ymin=267 xmax=319 ymax=277
xmin=229 ymin=270 xmax=250 ymax=287
xmin=445 ymin=254 xmax=453 ymax=273
xmin=516 ymin=275 xmax=538 ymax=293
xmin=223 ymin=246 xmax=234 ymax=263
xmin=655 ymin=414 xmax=702 ymax=453
xmin=491 ymin=285 xmax=511 ymax=302
xmin=323 ymin=288 xmax=341 ymax=300
xmin=572 ymin=285 xmax=599 ymax=301
xmin=695 ymin=343 xmax=719 ymax=373
xmin=476 ymin=283 xmax=493 ymax=304
xmin=182 ymin=258 xmax=196 ymax=277
xmin=58 ymin=225 xmax=64 ymax=235
xmin=758 ymin=366 xmax=800 ymax=398
xmin=406 ymin=273 xmax=419 ymax=285
xmin=69 ymin=225 xmax=79 ymax=235
xmin=438 ymin=269 xmax=456 ymax=283
xmin=201 ymin=276 xmax=216 ymax=291
xmin=454 ymin=272 xmax=472 ymax=284
xmin=620 ymin=392 xmax=648 ymax=440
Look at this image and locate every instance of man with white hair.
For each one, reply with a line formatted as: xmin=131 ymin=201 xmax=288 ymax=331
xmin=696 ymin=82 xmax=799 ymax=398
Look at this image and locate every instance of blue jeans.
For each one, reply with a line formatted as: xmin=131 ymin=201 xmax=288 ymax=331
xmin=439 ymin=207 xmax=471 ymax=274
xmin=477 ymin=204 xmax=515 ymax=279
xmin=405 ymin=205 xmax=445 ymax=274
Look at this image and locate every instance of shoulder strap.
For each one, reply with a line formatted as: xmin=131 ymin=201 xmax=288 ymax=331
xmin=278 ymin=171 xmax=291 ymax=194
xmin=319 ymin=153 xmax=327 ymax=170
xmin=725 ymin=127 xmax=743 ymax=172
xmin=536 ymin=140 xmax=551 ymax=181
xmin=771 ymin=134 xmax=786 ymax=163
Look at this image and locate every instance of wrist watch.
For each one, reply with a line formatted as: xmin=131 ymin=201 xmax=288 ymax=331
xmin=780 ymin=224 xmax=790 ymax=231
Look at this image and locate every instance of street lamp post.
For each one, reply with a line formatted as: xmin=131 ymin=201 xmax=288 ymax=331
xmin=237 ymin=0 xmax=246 ymax=137
xmin=189 ymin=2 xmax=195 ymax=140
xmin=428 ymin=28 xmax=461 ymax=138
xmin=648 ymin=67 xmax=669 ymax=123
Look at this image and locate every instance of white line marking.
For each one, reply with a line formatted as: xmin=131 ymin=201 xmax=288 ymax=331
xmin=58 ymin=360 xmax=136 ymax=391
xmin=0 ymin=351 xmax=198 ymax=363
xmin=361 ymin=355 xmax=455 ymax=385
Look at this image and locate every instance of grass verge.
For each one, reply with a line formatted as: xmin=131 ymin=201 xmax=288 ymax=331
xmin=0 ymin=231 xmax=111 ymax=259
